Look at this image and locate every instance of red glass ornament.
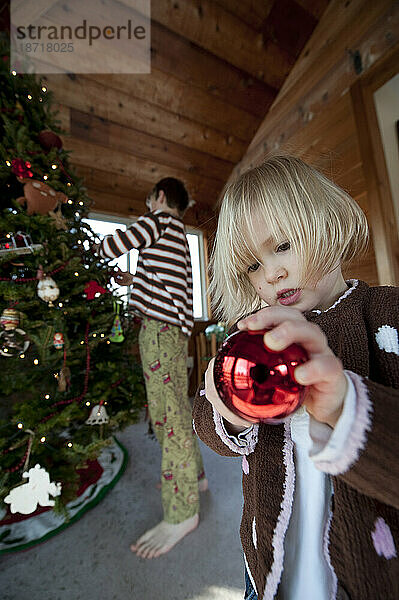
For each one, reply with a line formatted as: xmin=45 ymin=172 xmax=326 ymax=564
xmin=213 ymin=329 xmax=309 ymax=424
xmin=38 ymin=130 xmax=63 ymax=153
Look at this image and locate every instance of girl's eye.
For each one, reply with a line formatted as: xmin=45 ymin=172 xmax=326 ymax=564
xmin=276 ymin=241 xmax=290 ymax=252
xmin=247 ymin=263 xmax=260 ymax=273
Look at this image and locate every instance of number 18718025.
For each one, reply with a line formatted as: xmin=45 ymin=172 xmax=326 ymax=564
xmin=19 ymin=42 xmax=74 ymax=53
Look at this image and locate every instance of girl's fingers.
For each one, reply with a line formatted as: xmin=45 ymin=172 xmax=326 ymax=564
xmin=297 ymin=355 xmax=347 ymax=426
xmin=263 ymin=319 xmax=329 ymax=355
xmin=238 ymin=305 xmax=305 ymax=331
xmin=294 ymin=353 xmax=343 ymax=387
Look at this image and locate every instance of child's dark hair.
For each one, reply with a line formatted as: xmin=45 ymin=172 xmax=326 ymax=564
xmin=154 ymin=178 xmax=190 ymax=214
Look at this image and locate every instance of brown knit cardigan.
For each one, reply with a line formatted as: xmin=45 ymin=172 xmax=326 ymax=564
xmin=193 ymin=280 xmax=399 ymax=600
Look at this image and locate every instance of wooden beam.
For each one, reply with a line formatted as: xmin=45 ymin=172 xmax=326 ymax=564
xmin=150 ymin=22 xmax=277 ymax=118
xmin=87 ymin=188 xmax=216 ymax=231
xmin=236 ymin=0 xmax=399 ymax=172
xmin=84 ymin=71 xmax=260 ymax=143
xmin=276 ymin=0 xmax=396 ymax=108
xmin=262 ymin=0 xmax=318 ymax=59
xmin=65 ymin=136 xmax=223 ymax=202
xmin=69 ymin=109 xmax=234 ymax=184
xmin=294 ymin=0 xmax=330 ymax=20
xmin=212 ymin=0 xmax=275 ymax=31
xmin=87 ymin=188 xmax=144 ymax=218
xmin=150 ymin=0 xmax=294 ymax=89
xmin=74 ymin=165 xmax=152 ymax=202
xmin=43 ymin=74 xmax=246 ymax=163
xmin=53 ymin=103 xmax=71 ymax=133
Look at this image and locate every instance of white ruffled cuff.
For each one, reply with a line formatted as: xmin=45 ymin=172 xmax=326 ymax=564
xmin=309 ymin=370 xmax=372 ymax=474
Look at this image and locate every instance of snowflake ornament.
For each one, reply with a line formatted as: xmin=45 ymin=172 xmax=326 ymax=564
xmin=4 ymin=464 xmax=62 ymax=515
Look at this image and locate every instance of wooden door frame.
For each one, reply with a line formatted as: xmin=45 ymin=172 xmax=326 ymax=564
xmin=351 ymin=44 xmax=399 ymax=286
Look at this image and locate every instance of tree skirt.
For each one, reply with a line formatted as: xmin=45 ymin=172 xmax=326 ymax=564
xmin=0 ymin=437 xmax=127 ymax=554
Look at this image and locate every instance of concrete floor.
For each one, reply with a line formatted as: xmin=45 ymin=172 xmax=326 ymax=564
xmin=1 ymin=420 xmax=246 ymax=600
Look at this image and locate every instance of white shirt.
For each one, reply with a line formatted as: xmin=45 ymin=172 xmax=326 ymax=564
xmin=227 ymin=372 xmax=357 ymax=600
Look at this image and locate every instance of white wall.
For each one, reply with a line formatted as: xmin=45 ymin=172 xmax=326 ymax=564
xmin=374 ymin=73 xmax=399 ymax=236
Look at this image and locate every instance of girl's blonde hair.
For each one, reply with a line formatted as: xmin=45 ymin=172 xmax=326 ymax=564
xmin=209 ymin=155 xmax=369 ymax=322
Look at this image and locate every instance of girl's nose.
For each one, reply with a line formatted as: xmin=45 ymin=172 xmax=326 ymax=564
xmin=265 ymin=265 xmax=287 ymax=284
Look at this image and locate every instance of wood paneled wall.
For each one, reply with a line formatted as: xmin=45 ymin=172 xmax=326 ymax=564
xmin=231 ymin=0 xmax=399 ymax=286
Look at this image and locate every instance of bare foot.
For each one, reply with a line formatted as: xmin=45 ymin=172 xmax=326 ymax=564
xmin=155 ymin=478 xmax=209 ymax=492
xmin=130 ymin=514 xmax=199 ymax=559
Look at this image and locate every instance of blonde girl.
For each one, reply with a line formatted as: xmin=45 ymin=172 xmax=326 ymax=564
xmin=193 ymin=156 xmax=399 ymax=600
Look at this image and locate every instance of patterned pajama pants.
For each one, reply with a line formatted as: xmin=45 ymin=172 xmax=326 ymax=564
xmin=139 ymin=317 xmax=205 ymax=524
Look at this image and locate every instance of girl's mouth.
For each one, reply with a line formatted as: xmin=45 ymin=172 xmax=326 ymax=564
xmin=277 ymin=289 xmax=301 ymax=306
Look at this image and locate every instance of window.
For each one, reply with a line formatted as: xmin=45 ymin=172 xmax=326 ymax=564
xmin=186 ymin=228 xmax=208 ymax=320
xmin=83 ymin=214 xmax=137 ymax=302
xmin=84 ymin=213 xmax=209 ymax=319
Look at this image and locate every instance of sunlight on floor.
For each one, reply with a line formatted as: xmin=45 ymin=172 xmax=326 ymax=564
xmin=190 ymin=585 xmax=244 ymax=600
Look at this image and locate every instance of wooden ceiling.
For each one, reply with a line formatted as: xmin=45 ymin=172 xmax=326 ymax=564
xmin=41 ymin=0 xmax=330 ymax=228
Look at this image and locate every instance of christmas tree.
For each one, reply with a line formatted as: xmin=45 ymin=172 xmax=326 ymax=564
xmin=0 ymin=41 xmax=146 ymax=523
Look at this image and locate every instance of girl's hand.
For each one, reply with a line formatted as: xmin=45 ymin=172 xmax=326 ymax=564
xmin=204 ymin=357 xmax=255 ymax=432
xmin=238 ymin=306 xmax=347 ymax=428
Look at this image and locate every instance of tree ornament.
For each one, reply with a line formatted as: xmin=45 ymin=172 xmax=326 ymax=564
xmin=48 ymin=205 xmax=68 ymax=231
xmin=4 ymin=464 xmax=62 ymax=515
xmin=84 ymin=280 xmax=107 ymax=300
xmin=0 ymin=231 xmax=42 ymax=256
xmin=53 ymin=332 xmax=64 ymax=349
xmin=86 ymin=404 xmax=109 ymax=425
xmin=11 ymin=158 xmax=33 ymax=178
xmin=1 ymin=307 xmax=20 ymax=330
xmin=16 ymin=179 xmax=67 ymax=216
xmin=56 ymin=364 xmax=71 ymax=392
xmin=109 ymin=302 xmax=124 ymax=343
xmin=38 ymin=130 xmax=63 ymax=153
xmin=37 ymin=276 xmax=60 ymax=306
xmin=213 ymin=329 xmax=309 ymax=424
xmin=0 ymin=327 xmax=30 ymax=357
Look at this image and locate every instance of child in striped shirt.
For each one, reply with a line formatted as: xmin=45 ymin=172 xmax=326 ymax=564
xmin=98 ymin=178 xmax=207 ymax=558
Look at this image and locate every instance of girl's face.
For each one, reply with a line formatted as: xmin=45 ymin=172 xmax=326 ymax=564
xmin=245 ymin=217 xmax=348 ymax=313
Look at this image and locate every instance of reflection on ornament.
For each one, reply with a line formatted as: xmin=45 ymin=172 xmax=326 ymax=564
xmin=53 ymin=332 xmax=64 ymax=349
xmin=1 ymin=308 xmax=20 ymax=330
xmin=4 ymin=464 xmax=62 ymax=515
xmin=0 ymin=328 xmax=30 ymax=357
xmin=86 ymin=404 xmax=109 ymax=425
xmin=213 ymin=329 xmax=308 ymax=424
xmin=37 ymin=276 xmax=60 ymax=306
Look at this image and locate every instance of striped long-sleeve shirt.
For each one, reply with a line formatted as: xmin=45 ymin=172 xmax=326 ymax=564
xmin=99 ymin=210 xmax=194 ymax=335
